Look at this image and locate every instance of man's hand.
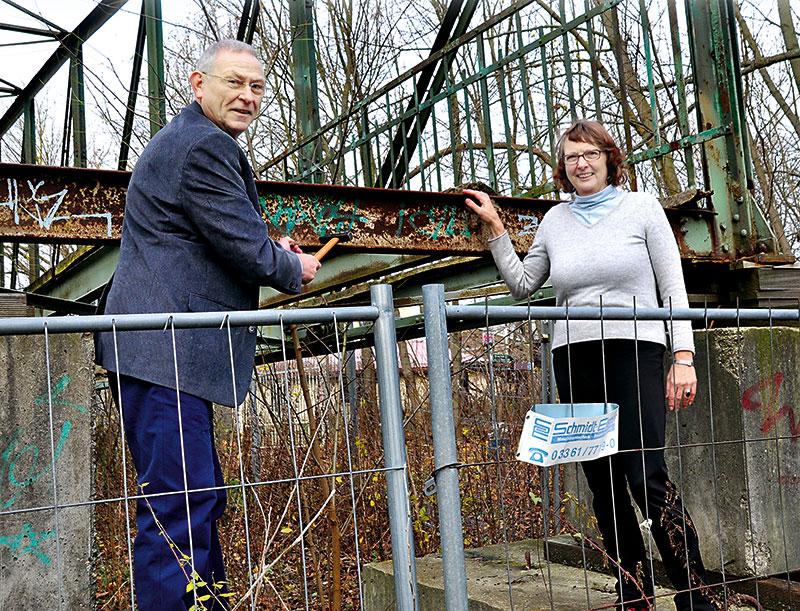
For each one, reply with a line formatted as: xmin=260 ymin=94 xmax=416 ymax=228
xmin=279 ymin=236 xmax=303 ymax=253
xmin=297 ymin=253 xmax=321 ymax=284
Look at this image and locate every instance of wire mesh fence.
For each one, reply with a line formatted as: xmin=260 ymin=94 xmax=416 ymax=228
xmin=423 ymin=287 xmax=800 ymax=611
xmin=0 ymin=286 xmax=798 ymax=610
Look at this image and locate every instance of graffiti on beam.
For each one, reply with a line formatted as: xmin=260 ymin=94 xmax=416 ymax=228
xmin=2 ymin=178 xmax=112 ymax=236
xmin=262 ymin=193 xmax=476 ymax=242
xmin=262 ymin=194 xmax=368 ymax=236
xmin=395 ymin=203 xmax=471 ymax=240
xmin=517 ymin=214 xmax=539 ymax=236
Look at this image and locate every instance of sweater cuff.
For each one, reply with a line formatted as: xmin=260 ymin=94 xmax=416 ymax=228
xmin=487 ymin=230 xmax=509 ymax=243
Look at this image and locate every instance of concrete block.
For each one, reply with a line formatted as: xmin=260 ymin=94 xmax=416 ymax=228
xmin=362 ymin=538 xmax=767 ymax=610
xmin=0 ymin=333 xmax=95 ymax=609
xmin=362 ymin=538 xmax=629 ymax=611
xmin=563 ymin=327 xmax=800 ymax=578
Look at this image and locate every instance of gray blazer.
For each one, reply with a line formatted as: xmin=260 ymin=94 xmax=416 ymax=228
xmin=95 ymin=102 xmax=301 ymax=406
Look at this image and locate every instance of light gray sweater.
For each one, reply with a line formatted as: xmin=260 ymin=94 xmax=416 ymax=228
xmin=488 ymin=191 xmax=694 ymax=354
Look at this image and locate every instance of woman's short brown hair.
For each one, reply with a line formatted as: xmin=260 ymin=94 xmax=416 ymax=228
xmin=553 ymin=119 xmax=627 ymax=194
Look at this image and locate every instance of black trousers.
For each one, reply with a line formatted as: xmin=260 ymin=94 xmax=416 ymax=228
xmin=553 ymin=340 xmax=715 ymax=611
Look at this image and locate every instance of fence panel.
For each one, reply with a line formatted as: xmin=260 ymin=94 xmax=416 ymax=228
xmin=424 ymin=285 xmax=799 ymax=610
xmin=0 ymin=285 xmax=419 ymax=611
xmin=2 ymin=285 xmax=798 ymax=609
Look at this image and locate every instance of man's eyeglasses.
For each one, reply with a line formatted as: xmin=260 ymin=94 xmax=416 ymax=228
xmin=563 ymin=149 xmax=604 ymax=165
xmin=202 ymin=72 xmax=265 ymax=96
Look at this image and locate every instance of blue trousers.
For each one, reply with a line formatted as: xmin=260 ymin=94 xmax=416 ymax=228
xmin=112 ymin=374 xmax=229 ymax=610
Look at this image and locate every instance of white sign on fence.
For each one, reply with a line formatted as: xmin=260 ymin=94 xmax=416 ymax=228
xmin=516 ymin=403 xmax=619 ymax=467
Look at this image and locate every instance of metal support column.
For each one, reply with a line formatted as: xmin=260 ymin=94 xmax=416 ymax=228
xmin=370 ymin=284 xmax=419 ymax=611
xmin=422 ymin=283 xmax=469 ymax=610
xmin=19 ymin=100 xmax=36 ymax=289
xmin=290 ymin=0 xmax=322 ymax=182
xmin=119 ymin=0 xmax=148 ymax=170
xmin=144 ymin=0 xmax=165 ymax=137
xmin=21 ymin=99 xmax=35 ymax=164
xmin=688 ymin=0 xmax=775 ymax=257
xmin=236 ymin=0 xmax=261 ymax=44
xmin=69 ymin=43 xmax=87 ymax=168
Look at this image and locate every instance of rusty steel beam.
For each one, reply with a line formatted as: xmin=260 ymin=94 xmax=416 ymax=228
xmin=2 ymin=163 xmax=774 ymax=266
xmin=258 ymin=181 xmax=552 ymax=254
xmin=0 ymin=163 xmax=553 ymax=254
xmin=0 ymin=164 xmax=126 ymax=243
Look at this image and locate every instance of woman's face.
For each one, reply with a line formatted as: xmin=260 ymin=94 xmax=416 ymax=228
xmin=562 ymin=138 xmax=608 ymax=196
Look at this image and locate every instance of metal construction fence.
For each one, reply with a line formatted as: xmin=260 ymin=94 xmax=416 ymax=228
xmin=0 ymin=283 xmax=798 ymax=610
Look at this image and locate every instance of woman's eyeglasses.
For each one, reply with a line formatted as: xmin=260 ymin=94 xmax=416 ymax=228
xmin=563 ymin=149 xmax=604 ymax=165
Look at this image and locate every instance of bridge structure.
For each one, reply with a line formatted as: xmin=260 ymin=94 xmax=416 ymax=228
xmin=0 ymin=0 xmax=797 ymax=353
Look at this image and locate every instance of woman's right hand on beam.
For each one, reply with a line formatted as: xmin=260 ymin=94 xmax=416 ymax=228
xmin=463 ymin=188 xmax=507 ymax=238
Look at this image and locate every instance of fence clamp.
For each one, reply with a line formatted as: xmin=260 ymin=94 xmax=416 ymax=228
xmin=423 ymin=461 xmax=462 ymax=497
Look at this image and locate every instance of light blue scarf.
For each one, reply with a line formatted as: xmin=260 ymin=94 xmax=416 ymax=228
xmin=569 ymin=185 xmax=623 ymax=226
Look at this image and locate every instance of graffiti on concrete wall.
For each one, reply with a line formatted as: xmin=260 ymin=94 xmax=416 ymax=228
xmin=0 ymin=375 xmax=86 ymax=564
xmin=0 ymin=523 xmax=56 ymax=564
xmin=2 ymin=178 xmax=112 ymax=236
xmin=741 ymin=371 xmax=799 ymax=441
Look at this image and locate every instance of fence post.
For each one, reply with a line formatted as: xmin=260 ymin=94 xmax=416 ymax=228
xmin=422 ymin=284 xmax=469 ymax=609
xmin=370 ymin=284 xmax=419 ymax=610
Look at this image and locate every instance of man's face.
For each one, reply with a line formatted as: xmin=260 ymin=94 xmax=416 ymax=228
xmin=191 ymin=50 xmax=264 ymax=138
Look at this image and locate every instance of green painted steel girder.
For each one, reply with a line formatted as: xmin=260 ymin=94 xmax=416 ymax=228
xmin=258 ymin=252 xmax=432 ymax=307
xmin=21 ymin=100 xmax=35 ymax=164
xmin=69 ymin=44 xmax=87 ymax=168
xmin=687 ymin=0 xmax=777 ymax=259
xmin=289 ymin=0 xmax=322 ymax=181
xmin=144 ymin=0 xmax=166 ymax=137
xmin=0 ymin=22 xmax=60 ymax=37
xmin=27 ymin=244 xmax=118 ymax=306
xmin=0 ymin=0 xmax=128 ymax=139
xmin=118 ymin=0 xmax=148 ymax=170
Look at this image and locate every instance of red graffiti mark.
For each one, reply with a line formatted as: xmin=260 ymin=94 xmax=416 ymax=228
xmin=741 ymin=371 xmax=799 ymax=442
xmin=780 ymin=475 xmax=800 ymax=486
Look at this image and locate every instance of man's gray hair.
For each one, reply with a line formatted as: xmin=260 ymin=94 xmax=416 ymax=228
xmin=196 ymin=39 xmax=259 ymax=73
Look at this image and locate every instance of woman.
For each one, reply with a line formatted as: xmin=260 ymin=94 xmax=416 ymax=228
xmin=464 ymin=119 xmax=716 ymax=611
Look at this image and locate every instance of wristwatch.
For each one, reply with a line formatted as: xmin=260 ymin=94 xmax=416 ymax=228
xmin=673 ymin=359 xmax=694 ymax=367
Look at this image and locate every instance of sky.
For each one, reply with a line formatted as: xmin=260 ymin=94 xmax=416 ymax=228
xmin=0 ymin=1 xmax=187 ymax=90
xmin=0 ymin=0 xmax=194 ymax=164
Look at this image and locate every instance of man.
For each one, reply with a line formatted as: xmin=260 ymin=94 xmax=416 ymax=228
xmin=95 ymin=39 xmax=320 ymax=610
